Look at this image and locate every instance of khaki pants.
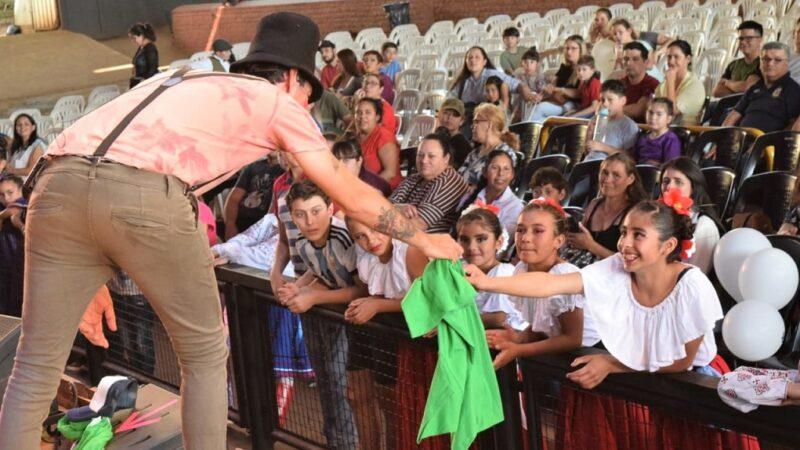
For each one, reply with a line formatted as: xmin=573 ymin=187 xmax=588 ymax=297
xmin=0 ymin=156 xmax=228 ymax=449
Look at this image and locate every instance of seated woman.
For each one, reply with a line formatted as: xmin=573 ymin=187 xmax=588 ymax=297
xmin=332 ymin=49 xmax=363 ymax=101
xmin=654 ymin=40 xmax=706 ymax=126
xmin=562 ymin=153 xmax=648 ymax=267
xmin=0 ymin=174 xmax=25 ymax=317
xmin=660 ymin=157 xmax=721 ymax=274
xmin=473 ymin=149 xmax=524 ymax=239
xmin=362 ymin=50 xmax=395 ymax=105
xmin=530 ymin=35 xmax=587 ymax=123
xmin=7 ymin=114 xmax=46 ymax=178
xmin=449 ymin=46 xmax=537 ymax=136
xmin=331 ymin=139 xmax=392 ymax=197
xmin=485 ymin=198 xmax=599 ymax=369
xmin=458 ymin=103 xmax=519 ymax=196
xmin=465 ymin=193 xmax=729 ymax=449
xmin=389 ymin=133 xmax=468 ymax=233
xmin=353 ymin=98 xmax=402 ymax=188
xmin=354 ymin=72 xmax=398 ymax=134
xmin=633 ymin=98 xmax=682 ymax=165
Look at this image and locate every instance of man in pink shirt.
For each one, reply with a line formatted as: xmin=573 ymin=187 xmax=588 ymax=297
xmin=0 ymin=13 xmax=461 ymax=450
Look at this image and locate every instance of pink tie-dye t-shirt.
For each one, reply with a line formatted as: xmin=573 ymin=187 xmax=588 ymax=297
xmin=46 ymin=70 xmax=327 ymax=187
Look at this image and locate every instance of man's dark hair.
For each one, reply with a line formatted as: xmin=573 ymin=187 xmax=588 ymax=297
xmin=381 ymin=41 xmax=398 ymax=52
xmin=502 ymin=27 xmax=520 ymax=38
xmin=236 ymin=63 xmax=310 ymax=88
xmin=521 ymin=48 xmax=540 ymax=61
xmin=623 ymin=41 xmax=649 ymax=60
xmin=529 ymin=166 xmax=568 ymax=193
xmin=286 ymin=179 xmax=330 ymax=210
xmin=600 ymin=79 xmax=626 ymax=96
xmin=738 ymin=20 xmax=764 ymax=37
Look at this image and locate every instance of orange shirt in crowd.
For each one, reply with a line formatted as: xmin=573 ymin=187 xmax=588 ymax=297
xmin=361 ymin=125 xmax=402 ymax=189
xmin=46 ymin=70 xmax=328 ymax=188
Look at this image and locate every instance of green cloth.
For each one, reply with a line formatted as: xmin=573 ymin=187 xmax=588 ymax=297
xmin=57 ymin=416 xmax=90 ymax=441
xmin=401 ymin=259 xmax=503 ymax=450
xmin=499 ymin=46 xmax=529 ymax=74
xmin=58 ymin=416 xmax=114 ymax=449
xmin=76 ymin=417 xmax=113 ymax=450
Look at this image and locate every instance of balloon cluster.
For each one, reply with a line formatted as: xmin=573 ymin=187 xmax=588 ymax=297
xmin=714 ymin=229 xmax=799 ymax=362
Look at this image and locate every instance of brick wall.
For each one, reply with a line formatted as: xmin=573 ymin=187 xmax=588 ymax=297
xmin=172 ymin=0 xmax=671 ymax=53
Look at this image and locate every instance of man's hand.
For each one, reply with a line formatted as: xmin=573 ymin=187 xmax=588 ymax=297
xmin=79 ymin=286 xmax=117 ymax=348
xmin=421 ymin=233 xmax=463 ymax=261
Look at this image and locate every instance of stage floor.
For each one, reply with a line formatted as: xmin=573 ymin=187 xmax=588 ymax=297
xmin=0 ymin=27 xmax=189 ymax=116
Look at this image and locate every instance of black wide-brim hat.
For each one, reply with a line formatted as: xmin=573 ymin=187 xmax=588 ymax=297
xmin=231 ymin=12 xmax=324 ymax=103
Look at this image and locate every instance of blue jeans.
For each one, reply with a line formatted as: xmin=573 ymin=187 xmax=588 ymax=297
xmin=301 ymin=317 xmax=358 ymax=449
xmin=530 ymin=101 xmax=576 ymax=123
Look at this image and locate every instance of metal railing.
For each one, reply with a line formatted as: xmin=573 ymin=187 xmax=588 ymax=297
xmin=80 ymin=263 xmax=800 ymax=450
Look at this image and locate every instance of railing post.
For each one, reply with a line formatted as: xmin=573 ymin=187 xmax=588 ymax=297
xmin=521 ymin=361 xmax=545 ymax=450
xmin=228 ymin=283 xmax=277 ymax=449
xmin=479 ymin=357 xmax=523 ymax=450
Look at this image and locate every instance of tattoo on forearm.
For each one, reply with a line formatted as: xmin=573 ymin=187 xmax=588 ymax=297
xmin=376 ymin=206 xmax=417 ymax=241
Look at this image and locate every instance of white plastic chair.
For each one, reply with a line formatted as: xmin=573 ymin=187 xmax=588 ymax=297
xmin=707 ymin=30 xmax=739 ymax=58
xmin=484 ymin=14 xmax=512 ymax=33
xmin=515 ymin=12 xmax=541 ymax=29
xmin=574 ymin=5 xmax=599 ymax=25
xmin=396 ymin=69 xmax=422 ymax=91
xmin=682 ymin=31 xmax=707 ymax=56
xmin=85 ymin=91 xmax=120 ymax=113
xmin=713 ymin=16 xmax=741 ymax=34
xmin=0 ymin=119 xmax=12 ymax=137
xmin=420 ymin=69 xmax=449 ymax=92
xmin=355 ymin=27 xmax=386 ymax=47
xmin=426 ymin=20 xmax=455 ymax=41
xmin=444 ymin=52 xmax=466 ymax=78
xmin=483 ymin=38 xmax=505 ymax=52
xmin=169 ymin=59 xmax=192 ymax=70
xmin=454 ymin=18 xmax=479 ymax=35
xmin=609 ymin=3 xmax=635 ymax=18
xmin=417 ymin=90 xmax=447 ymax=115
xmin=394 ymin=89 xmax=423 ymax=136
xmin=519 ymin=37 xmax=539 ymax=51
xmin=695 ymin=48 xmax=729 ymax=93
xmin=389 ymin=24 xmax=420 ymax=45
xmin=487 ymin=50 xmax=504 ymax=69
xmin=674 ymin=0 xmax=699 ymax=16
xmin=52 ymin=95 xmax=85 ymax=115
xmin=88 ymin=85 xmax=120 ymax=106
xmin=401 ymin=114 xmax=436 ymax=149
xmin=410 ymin=53 xmax=440 ymax=72
xmin=190 ymin=51 xmax=213 ymax=62
xmin=231 ymin=42 xmax=249 ymax=60
xmin=543 ymin=8 xmax=571 ymax=27
xmin=638 ymin=1 xmax=666 ymax=29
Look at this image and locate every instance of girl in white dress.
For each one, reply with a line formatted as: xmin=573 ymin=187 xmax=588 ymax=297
xmin=344 ymin=217 xmax=450 ymax=450
xmin=456 ymin=206 xmax=527 ymax=331
xmin=485 ymin=198 xmax=600 ymax=369
xmin=465 ymin=190 xmax=725 ymax=388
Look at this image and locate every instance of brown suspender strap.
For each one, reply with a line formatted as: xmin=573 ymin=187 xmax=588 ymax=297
xmin=94 ymin=67 xmax=190 ymax=157
xmin=90 ymin=69 xmax=271 ymax=191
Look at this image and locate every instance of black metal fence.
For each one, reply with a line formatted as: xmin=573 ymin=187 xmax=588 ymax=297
xmin=80 ymin=263 xmax=800 ymax=450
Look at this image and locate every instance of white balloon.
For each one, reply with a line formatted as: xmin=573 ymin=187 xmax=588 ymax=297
xmin=722 ymin=300 xmax=785 ymax=362
xmin=739 ymin=248 xmax=799 ymax=310
xmin=713 ymin=228 xmax=771 ymax=302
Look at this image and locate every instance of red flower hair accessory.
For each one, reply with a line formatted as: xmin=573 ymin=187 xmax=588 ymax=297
xmin=659 ymin=187 xmax=694 ymax=217
xmin=470 ymin=199 xmax=501 ymax=216
xmin=528 ymin=196 xmax=567 ymax=217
